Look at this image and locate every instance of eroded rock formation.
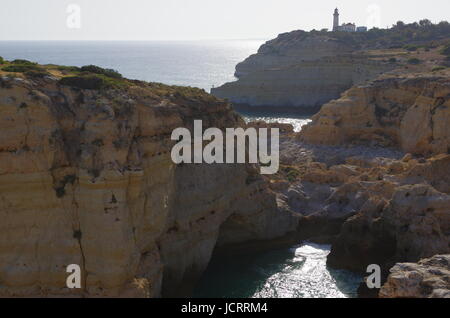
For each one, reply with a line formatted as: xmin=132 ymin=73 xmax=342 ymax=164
xmin=301 ymin=76 xmax=450 ymax=156
xmin=0 ymin=73 xmax=298 ymax=297
xmin=275 ymin=134 xmax=450 ymax=297
xmin=288 ymin=73 xmax=450 ymax=297
xmin=380 ymin=255 xmax=450 ymax=298
xmin=212 ymin=32 xmax=393 ymax=111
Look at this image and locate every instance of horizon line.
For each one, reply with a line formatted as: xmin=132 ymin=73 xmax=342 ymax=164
xmin=0 ymin=38 xmax=270 ymax=42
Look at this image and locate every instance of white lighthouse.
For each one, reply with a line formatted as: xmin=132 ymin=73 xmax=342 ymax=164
xmin=333 ymin=8 xmax=339 ymax=31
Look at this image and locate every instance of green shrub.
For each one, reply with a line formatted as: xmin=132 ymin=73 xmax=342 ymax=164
xmin=59 ymin=75 xmax=105 ymax=90
xmin=281 ymin=165 xmax=300 ymax=182
xmin=2 ymin=64 xmax=41 ymax=72
xmin=408 ymin=58 xmax=421 ymax=65
xmin=25 ymin=70 xmax=51 ymax=78
xmin=388 ymin=57 xmax=397 ymax=63
xmin=57 ymin=65 xmax=81 ymax=73
xmin=432 ymin=66 xmax=446 ymax=72
xmin=80 ymin=65 xmax=122 ymax=79
xmin=0 ymin=56 xmax=4 ymax=64
xmin=441 ymin=43 xmax=450 ymax=56
xmin=404 ymin=44 xmax=418 ymax=51
xmin=11 ymin=59 xmax=37 ymax=66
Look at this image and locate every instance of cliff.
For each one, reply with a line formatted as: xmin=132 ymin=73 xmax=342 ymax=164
xmin=380 ymin=255 xmax=450 ymax=298
xmin=301 ymin=76 xmax=450 ymax=156
xmin=0 ymin=64 xmax=298 ymax=297
xmin=276 ymin=67 xmax=450 ymax=296
xmin=212 ymin=23 xmax=450 ymax=113
xmin=211 ymin=32 xmax=394 ymax=112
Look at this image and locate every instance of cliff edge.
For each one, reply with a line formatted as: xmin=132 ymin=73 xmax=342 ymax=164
xmin=212 ymin=32 xmax=392 ymax=112
xmin=0 ymin=62 xmax=298 ymax=297
xmin=212 ymin=24 xmax=450 ymax=113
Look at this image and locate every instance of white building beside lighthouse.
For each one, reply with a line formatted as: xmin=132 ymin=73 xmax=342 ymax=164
xmin=332 ymin=8 xmax=366 ymax=32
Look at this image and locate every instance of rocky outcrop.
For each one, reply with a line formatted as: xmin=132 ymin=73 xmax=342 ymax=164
xmin=275 ymin=137 xmax=404 ymax=244
xmin=325 ymin=153 xmax=450 ymax=271
xmin=287 ymin=71 xmax=450 ymax=297
xmin=212 ymin=32 xmax=393 ymax=111
xmin=274 ymin=133 xmax=450 ymax=296
xmin=234 ymin=31 xmax=354 ymax=78
xmin=301 ymin=76 xmax=450 ymax=156
xmin=380 ymin=255 xmax=450 ymax=298
xmin=328 ymin=182 xmax=450 ymax=272
xmin=0 ymin=72 xmax=298 ymax=297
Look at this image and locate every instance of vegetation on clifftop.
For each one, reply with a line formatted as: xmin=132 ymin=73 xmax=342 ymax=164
xmin=0 ymin=59 xmax=221 ymax=104
xmin=269 ymin=19 xmax=450 ymax=51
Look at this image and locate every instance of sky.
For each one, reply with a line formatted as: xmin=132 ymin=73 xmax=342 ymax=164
xmin=1 ymin=0 xmax=449 ymax=41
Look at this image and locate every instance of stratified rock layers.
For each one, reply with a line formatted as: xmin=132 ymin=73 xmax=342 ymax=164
xmin=294 ymin=74 xmax=450 ymax=297
xmin=0 ymin=76 xmax=297 ymax=297
xmin=301 ymin=77 xmax=450 ymax=156
xmin=212 ymin=32 xmax=392 ymax=110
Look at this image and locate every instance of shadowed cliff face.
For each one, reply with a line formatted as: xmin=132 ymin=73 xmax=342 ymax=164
xmin=0 ymin=72 xmax=298 ymax=297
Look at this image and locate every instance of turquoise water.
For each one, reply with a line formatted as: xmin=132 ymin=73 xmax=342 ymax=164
xmin=194 ymin=243 xmax=363 ymax=298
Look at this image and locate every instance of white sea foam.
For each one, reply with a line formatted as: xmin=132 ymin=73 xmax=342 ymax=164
xmin=252 ymin=243 xmax=362 ymax=298
xmin=243 ymin=116 xmax=312 ymax=132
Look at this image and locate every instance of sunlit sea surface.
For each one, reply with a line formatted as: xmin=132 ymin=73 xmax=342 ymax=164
xmin=194 ymin=243 xmax=363 ymax=298
xmin=0 ymin=41 xmax=355 ymax=297
xmin=0 ymin=40 xmax=264 ymax=91
xmin=0 ymin=40 xmax=311 ymax=130
xmin=243 ymin=115 xmax=312 ymax=132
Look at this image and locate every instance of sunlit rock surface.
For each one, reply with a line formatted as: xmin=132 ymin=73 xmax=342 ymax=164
xmin=301 ymin=76 xmax=450 ymax=156
xmin=0 ymin=71 xmax=298 ymax=297
xmin=212 ymin=32 xmax=393 ymax=111
xmin=380 ymin=255 xmax=450 ymax=298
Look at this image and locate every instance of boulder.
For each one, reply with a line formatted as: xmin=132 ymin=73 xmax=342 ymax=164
xmin=380 ymin=255 xmax=450 ymax=298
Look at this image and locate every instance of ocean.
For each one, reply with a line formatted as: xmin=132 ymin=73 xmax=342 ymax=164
xmin=0 ymin=40 xmax=311 ymax=132
xmin=194 ymin=243 xmax=362 ymax=298
xmin=0 ymin=40 xmax=262 ymax=92
xmin=0 ymin=41 xmax=358 ymax=297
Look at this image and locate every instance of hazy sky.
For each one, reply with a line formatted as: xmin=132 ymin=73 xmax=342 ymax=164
xmin=1 ymin=0 xmax=449 ymax=41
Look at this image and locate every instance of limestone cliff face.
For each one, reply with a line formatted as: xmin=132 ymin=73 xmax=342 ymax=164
xmin=380 ymin=255 xmax=450 ymax=298
xmin=211 ymin=32 xmax=392 ymax=111
xmin=234 ymin=32 xmax=354 ymax=78
xmin=301 ymin=76 xmax=450 ymax=156
xmin=0 ymin=74 xmax=297 ymax=297
xmin=304 ymin=76 xmax=450 ymax=273
xmin=291 ymin=73 xmax=450 ymax=296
